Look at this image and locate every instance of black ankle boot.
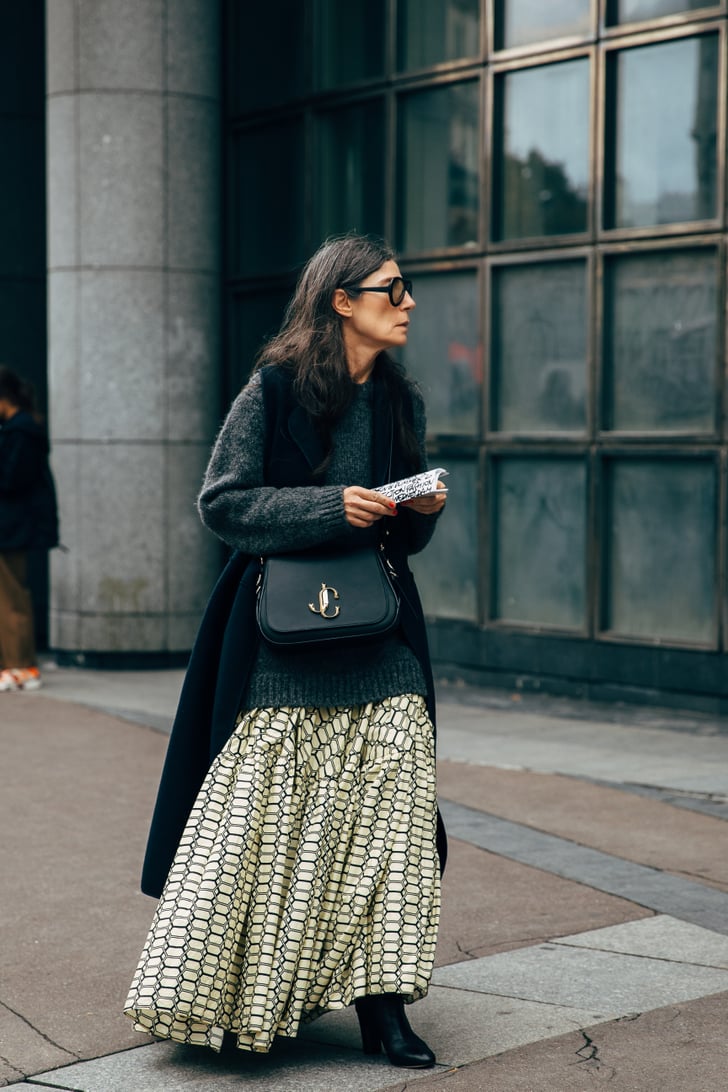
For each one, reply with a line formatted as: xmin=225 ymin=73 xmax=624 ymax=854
xmin=355 ymin=994 xmax=435 ymax=1068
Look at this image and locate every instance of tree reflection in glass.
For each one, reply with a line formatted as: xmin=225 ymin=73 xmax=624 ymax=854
xmin=610 ymin=35 xmax=718 ymax=228
xmin=494 ymin=59 xmax=589 ymax=240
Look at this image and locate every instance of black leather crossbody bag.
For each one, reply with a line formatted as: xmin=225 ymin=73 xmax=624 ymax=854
xmin=256 ymin=545 xmax=400 ymax=648
xmin=256 ymin=395 xmax=402 ymax=649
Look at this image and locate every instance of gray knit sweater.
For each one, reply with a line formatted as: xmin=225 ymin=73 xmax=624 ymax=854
xmin=198 ymin=371 xmax=439 ymax=710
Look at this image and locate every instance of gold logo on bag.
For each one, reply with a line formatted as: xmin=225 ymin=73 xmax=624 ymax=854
xmin=309 ymin=582 xmax=340 ymax=619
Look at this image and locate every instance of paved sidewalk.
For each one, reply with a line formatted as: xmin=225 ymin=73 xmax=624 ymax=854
xmin=1 ymin=668 xmax=727 ymax=1091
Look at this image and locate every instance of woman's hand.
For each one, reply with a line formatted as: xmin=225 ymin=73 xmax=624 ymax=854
xmin=343 ymin=486 xmax=398 ymax=528
xmin=401 ymin=481 xmax=447 ymax=515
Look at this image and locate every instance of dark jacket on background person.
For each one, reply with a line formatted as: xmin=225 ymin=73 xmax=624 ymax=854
xmin=0 ymin=410 xmax=59 ymax=552
xmin=141 ymin=364 xmax=447 ymax=899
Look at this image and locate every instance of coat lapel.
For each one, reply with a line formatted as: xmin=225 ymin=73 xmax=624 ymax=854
xmin=287 ymin=403 xmax=326 ymax=474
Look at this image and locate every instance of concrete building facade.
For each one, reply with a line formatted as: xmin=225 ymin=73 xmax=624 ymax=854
xmin=3 ymin=1 xmax=728 ymax=709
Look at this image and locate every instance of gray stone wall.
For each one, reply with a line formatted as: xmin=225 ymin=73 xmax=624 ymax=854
xmin=46 ymin=0 xmax=222 ymax=655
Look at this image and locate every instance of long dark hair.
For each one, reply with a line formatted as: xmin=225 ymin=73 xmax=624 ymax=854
xmin=0 ymin=365 xmax=36 ymax=414
xmin=255 ymin=233 xmax=421 ymax=473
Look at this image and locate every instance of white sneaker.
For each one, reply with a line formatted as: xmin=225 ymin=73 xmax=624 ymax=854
xmin=0 ymin=668 xmax=42 ymax=691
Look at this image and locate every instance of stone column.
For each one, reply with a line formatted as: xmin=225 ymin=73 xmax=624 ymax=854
xmin=46 ymin=0 xmax=222 ymax=658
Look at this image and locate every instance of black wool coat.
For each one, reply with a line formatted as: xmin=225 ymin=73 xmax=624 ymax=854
xmin=141 ymin=365 xmax=447 ymax=898
xmin=0 ymin=411 xmax=59 ymax=552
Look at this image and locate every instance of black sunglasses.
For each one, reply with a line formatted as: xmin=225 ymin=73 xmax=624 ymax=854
xmin=343 ymin=276 xmax=413 ymax=307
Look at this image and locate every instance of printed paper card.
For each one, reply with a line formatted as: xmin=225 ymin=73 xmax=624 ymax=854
xmin=376 ymin=468 xmax=448 ymax=504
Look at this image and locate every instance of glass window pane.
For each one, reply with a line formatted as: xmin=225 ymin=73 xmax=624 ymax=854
xmin=492 ymin=261 xmax=587 ymax=433
xmin=318 ymin=3 xmax=386 ymax=89
xmin=410 ymin=458 xmax=478 ymax=621
xmin=316 ymin=101 xmax=385 ymax=240
xmin=398 ymin=0 xmax=480 ymax=71
xmin=494 ymin=59 xmax=589 ymax=241
xmin=0 ymin=4 xmax=45 ymax=115
xmin=0 ymin=279 xmax=46 ymax=420
xmin=604 ymin=249 xmax=718 ymax=432
xmin=605 ymin=459 xmax=716 ymax=644
xmin=234 ymin=122 xmax=305 ymax=277
xmin=231 ymin=2 xmax=306 ymax=113
xmin=398 ymin=81 xmax=480 ymax=252
xmin=402 ymin=271 xmax=480 ymax=437
xmin=493 ymin=458 xmax=586 ymax=628
xmin=608 ymin=35 xmax=719 ymax=229
xmin=1 ymin=119 xmax=45 ymax=275
xmin=229 ymin=290 xmax=290 ymax=391
xmin=497 ymin=0 xmax=591 ymax=51
xmin=610 ymin=1 xmax=712 ymax=25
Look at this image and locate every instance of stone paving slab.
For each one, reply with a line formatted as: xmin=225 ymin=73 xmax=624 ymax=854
xmin=554 ymin=914 xmax=728 ymax=969
xmin=302 ymin=983 xmax=612 ymax=1067
xmin=435 ymin=837 xmax=651 ymax=966
xmin=4 ymin=1039 xmax=441 ymax=1092
xmin=3 ymin=985 xmax=614 ymax=1091
xmin=5 ymin=681 xmax=727 ymax=1091
xmin=395 ymin=990 xmax=728 ymax=1092
xmin=30 ymin=665 xmax=184 ymax=729
xmin=437 ymin=760 xmax=728 ymax=891
xmin=0 ymin=697 xmax=168 ymax=1077
xmin=436 ymin=703 xmax=728 ymax=795
xmin=440 ymin=799 xmax=728 ymax=934
xmin=433 ymin=940 xmax=728 ymax=1013
xmin=0 ymin=1005 xmax=75 ymax=1088
xmin=608 ymin=782 xmax=728 ymax=822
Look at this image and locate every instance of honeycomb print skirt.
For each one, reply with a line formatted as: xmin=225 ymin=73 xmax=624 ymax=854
xmin=124 ymin=693 xmax=441 ymax=1054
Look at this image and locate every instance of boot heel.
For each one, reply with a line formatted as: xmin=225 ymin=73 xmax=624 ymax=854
xmin=355 ymin=994 xmax=435 ymax=1068
xmin=354 ymin=998 xmax=382 ymax=1055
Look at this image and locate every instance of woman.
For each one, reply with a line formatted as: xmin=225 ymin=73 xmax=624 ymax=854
xmin=125 ymin=234 xmax=447 ymax=1068
xmin=0 ymin=366 xmax=58 ymax=691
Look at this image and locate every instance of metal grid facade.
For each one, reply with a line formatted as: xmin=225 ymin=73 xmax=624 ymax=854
xmin=225 ymin=1 xmax=728 ymax=708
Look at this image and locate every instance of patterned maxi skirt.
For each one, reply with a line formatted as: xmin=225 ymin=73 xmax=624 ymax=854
xmin=124 ymin=693 xmax=441 ymax=1054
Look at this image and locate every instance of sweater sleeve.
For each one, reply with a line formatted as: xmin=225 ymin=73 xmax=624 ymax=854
xmin=197 ymin=373 xmax=352 ymax=556
xmin=399 ymin=384 xmax=443 ymax=557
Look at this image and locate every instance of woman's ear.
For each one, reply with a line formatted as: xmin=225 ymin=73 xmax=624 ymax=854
xmin=331 ymin=288 xmax=353 ymax=318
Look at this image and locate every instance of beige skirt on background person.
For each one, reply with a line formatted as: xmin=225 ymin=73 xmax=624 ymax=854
xmin=124 ymin=693 xmax=441 ymax=1054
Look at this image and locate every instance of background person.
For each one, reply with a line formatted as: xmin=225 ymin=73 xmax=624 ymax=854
xmin=125 ymin=234 xmax=448 ymax=1069
xmin=0 ymin=366 xmax=59 ymax=692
